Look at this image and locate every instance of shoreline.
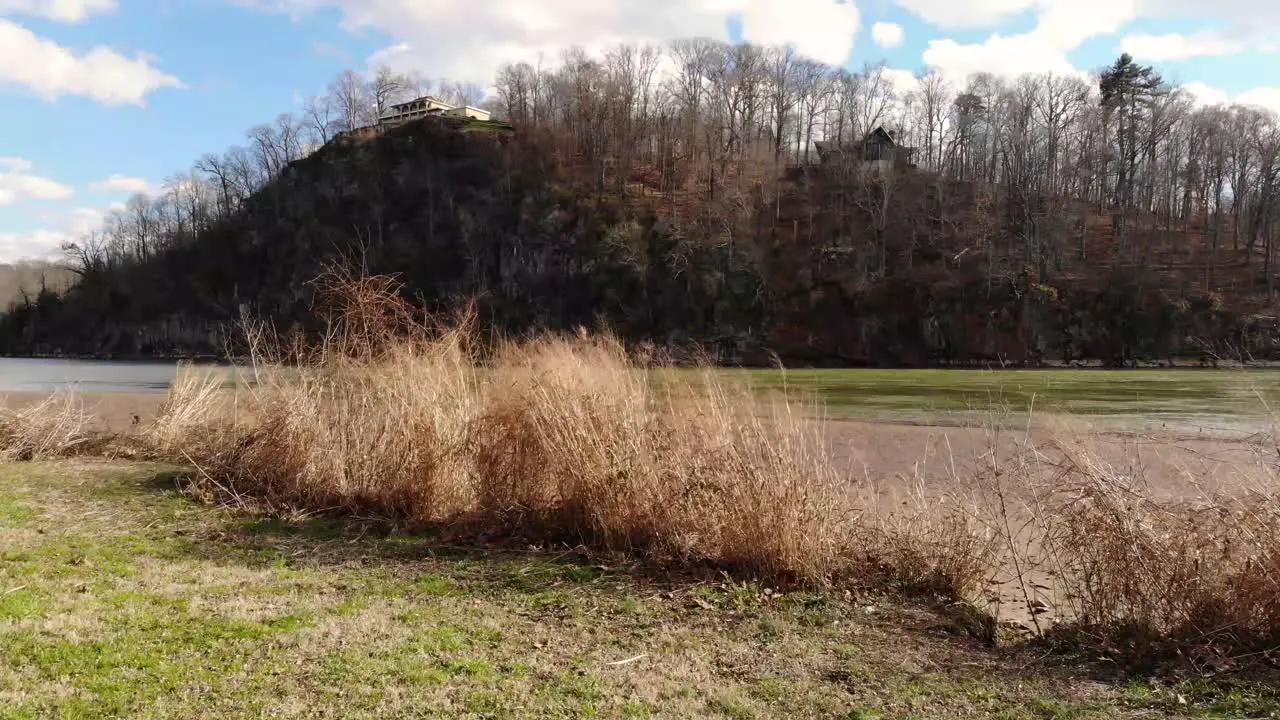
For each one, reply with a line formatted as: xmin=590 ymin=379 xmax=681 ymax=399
xmin=4 ymin=391 xmax=1268 ymax=501
xmin=6 ymin=353 xmax=1280 ymax=370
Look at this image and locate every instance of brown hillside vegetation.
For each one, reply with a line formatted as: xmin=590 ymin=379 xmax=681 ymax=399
xmin=3 ymin=46 xmax=1280 ymax=366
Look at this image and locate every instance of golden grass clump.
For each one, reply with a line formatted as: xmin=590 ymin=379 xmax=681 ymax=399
xmin=0 ymin=391 xmax=94 ymax=461
xmin=475 ymin=334 xmax=854 ymax=580
xmin=153 ymin=272 xmax=864 ymax=585
xmin=1026 ymin=436 xmax=1280 ymax=654
xmin=939 ymin=420 xmax=1280 ymax=656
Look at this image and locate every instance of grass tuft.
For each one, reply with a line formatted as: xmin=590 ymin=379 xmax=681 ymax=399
xmin=1031 ymin=435 xmax=1280 ymax=656
xmin=148 ymin=273 xmax=881 ymax=588
xmin=955 ymin=420 xmax=1280 ymax=659
xmin=0 ymin=391 xmax=95 ymax=461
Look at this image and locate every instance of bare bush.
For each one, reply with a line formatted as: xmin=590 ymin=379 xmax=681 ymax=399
xmin=1032 ymin=437 xmax=1280 ymax=655
xmin=0 ymin=392 xmax=94 ymax=461
xmin=148 ymin=274 xmax=913 ymax=586
xmin=951 ymin=421 xmax=1280 ymax=657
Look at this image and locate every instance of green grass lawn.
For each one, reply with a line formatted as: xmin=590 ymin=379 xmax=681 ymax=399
xmin=2 ymin=461 xmax=1277 ymax=719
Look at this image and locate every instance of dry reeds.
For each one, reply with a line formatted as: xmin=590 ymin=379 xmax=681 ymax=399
xmin=1031 ymin=437 xmax=1280 ymax=654
xmin=0 ymin=391 xmax=94 ymax=461
xmin=151 ymin=273 xmax=869 ymax=585
xmin=142 ymin=269 xmax=1280 ymax=658
xmin=956 ymin=420 xmax=1280 ymax=657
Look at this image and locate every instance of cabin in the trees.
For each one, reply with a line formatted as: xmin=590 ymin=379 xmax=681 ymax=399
xmin=814 ymin=126 xmax=916 ymax=172
xmin=379 ymin=95 xmax=492 ymax=127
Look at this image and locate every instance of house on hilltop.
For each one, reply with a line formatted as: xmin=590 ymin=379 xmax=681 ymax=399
xmin=379 ymin=95 xmax=491 ymax=127
xmin=813 ymin=126 xmax=916 ymax=172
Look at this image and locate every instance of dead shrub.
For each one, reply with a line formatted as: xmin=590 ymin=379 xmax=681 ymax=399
xmin=149 ymin=273 xmax=888 ymax=586
xmin=474 ymin=335 xmax=854 ymax=579
xmin=0 ymin=391 xmax=94 ymax=461
xmin=1029 ymin=436 xmax=1280 ymax=655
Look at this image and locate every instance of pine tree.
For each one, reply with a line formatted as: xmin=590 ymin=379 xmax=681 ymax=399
xmin=1099 ymin=53 xmax=1166 ymax=254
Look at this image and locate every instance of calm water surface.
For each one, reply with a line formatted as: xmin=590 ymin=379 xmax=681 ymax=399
xmin=0 ymin=358 xmax=221 ymax=393
xmin=3 ymin=359 xmax=1278 ymax=430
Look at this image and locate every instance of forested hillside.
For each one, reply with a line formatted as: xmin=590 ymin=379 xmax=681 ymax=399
xmin=3 ymin=44 xmax=1280 ymax=366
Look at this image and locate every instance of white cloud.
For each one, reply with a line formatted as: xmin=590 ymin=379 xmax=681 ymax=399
xmin=921 ymin=33 xmax=1081 ymax=85
xmin=891 ymin=0 xmax=1034 ymax=28
xmin=243 ymin=0 xmax=862 ymax=83
xmin=0 ymin=229 xmax=72 ymax=262
xmin=891 ymin=0 xmax=1280 ymax=91
xmin=913 ymin=0 xmax=1140 ymax=85
xmin=871 ymin=21 xmax=904 ymax=48
xmin=1120 ymin=31 xmax=1245 ymax=61
xmin=0 ymin=0 xmax=117 ymax=22
xmin=0 ymin=157 xmax=33 ymax=172
xmin=0 ymin=205 xmax=110 ymax=263
xmin=89 ymin=174 xmax=154 ymax=195
xmin=738 ymin=0 xmax=861 ymax=65
xmin=0 ymin=157 xmax=74 ymax=206
xmin=881 ymin=67 xmax=921 ymax=94
xmin=0 ymin=18 xmax=184 ymax=104
xmin=1133 ymin=0 xmax=1280 ymax=49
xmin=895 ymin=0 xmax=1279 ymax=35
xmin=1237 ymin=87 xmax=1280 ymax=115
xmin=1181 ymin=81 xmax=1231 ymax=107
xmin=1034 ymin=0 xmax=1136 ymax=49
xmin=1181 ymin=82 xmax=1280 ymax=115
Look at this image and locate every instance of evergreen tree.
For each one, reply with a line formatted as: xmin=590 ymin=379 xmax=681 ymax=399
xmin=1099 ymin=53 xmax=1166 ymax=251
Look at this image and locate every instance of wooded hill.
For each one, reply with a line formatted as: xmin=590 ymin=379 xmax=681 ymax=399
xmin=3 ymin=45 xmax=1280 ymax=366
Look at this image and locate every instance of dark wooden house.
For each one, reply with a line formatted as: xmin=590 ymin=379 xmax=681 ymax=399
xmin=814 ymin=126 xmax=916 ymax=171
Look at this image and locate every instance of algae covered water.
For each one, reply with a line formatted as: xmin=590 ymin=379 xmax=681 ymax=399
xmin=3 ymin=358 xmax=1277 ymax=431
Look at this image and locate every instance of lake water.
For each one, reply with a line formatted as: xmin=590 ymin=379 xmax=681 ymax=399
xmin=742 ymin=367 xmax=1280 ymax=433
xmin=0 ymin=358 xmax=186 ymax=393
xmin=2 ymin=358 xmax=1278 ymax=431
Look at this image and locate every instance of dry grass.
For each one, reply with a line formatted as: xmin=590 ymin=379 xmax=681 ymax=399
xmin=1032 ymin=437 xmax=1280 ymax=656
xmin=0 ymin=391 xmax=95 ymax=461
xmin=130 ymin=271 xmax=1280 ymax=660
xmin=149 ymin=272 xmax=882 ymax=587
xmin=949 ymin=419 xmax=1280 ymax=659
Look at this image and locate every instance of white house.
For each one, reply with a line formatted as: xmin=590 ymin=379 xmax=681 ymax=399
xmin=444 ymin=105 xmax=491 ymax=122
xmin=379 ymin=95 xmax=490 ymax=126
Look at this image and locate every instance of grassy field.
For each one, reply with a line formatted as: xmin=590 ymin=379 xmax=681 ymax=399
xmin=2 ymin=460 xmax=1278 ymax=719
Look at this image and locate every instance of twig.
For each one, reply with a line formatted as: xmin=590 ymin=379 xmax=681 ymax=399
xmin=605 ymin=654 xmax=648 ymax=666
xmin=3 ymin=585 xmax=28 ymax=595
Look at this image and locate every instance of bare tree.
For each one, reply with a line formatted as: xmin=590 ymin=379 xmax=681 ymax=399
xmin=440 ymin=80 xmax=487 ymax=108
xmin=370 ymin=64 xmax=409 ymax=119
xmin=328 ymin=69 xmax=373 ymax=132
xmin=303 ymin=94 xmax=336 ymax=146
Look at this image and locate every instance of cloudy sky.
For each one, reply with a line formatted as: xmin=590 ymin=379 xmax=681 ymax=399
xmin=2 ymin=0 xmax=1278 ymax=262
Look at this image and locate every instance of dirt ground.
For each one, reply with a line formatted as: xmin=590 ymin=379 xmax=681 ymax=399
xmin=825 ymin=417 xmax=1274 ymax=502
xmin=1 ymin=391 xmax=166 ymax=434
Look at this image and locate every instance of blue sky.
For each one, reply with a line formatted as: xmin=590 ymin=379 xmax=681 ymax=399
xmin=2 ymin=0 xmax=1278 ymax=262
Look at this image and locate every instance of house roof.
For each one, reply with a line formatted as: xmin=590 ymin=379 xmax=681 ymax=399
xmin=865 ymin=126 xmax=898 ymax=146
xmin=813 ymin=127 xmax=911 ymax=156
xmin=390 ymin=95 xmax=452 ymax=111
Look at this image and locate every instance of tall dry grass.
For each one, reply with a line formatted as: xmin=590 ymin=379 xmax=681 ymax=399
xmin=1032 ymin=438 xmax=1280 ymax=655
xmin=0 ymin=391 xmax=95 ymax=461
xmin=151 ymin=272 xmax=870 ymax=584
xmin=145 ymin=270 xmax=1280 ymax=658
xmin=954 ymin=419 xmax=1280 ymax=657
